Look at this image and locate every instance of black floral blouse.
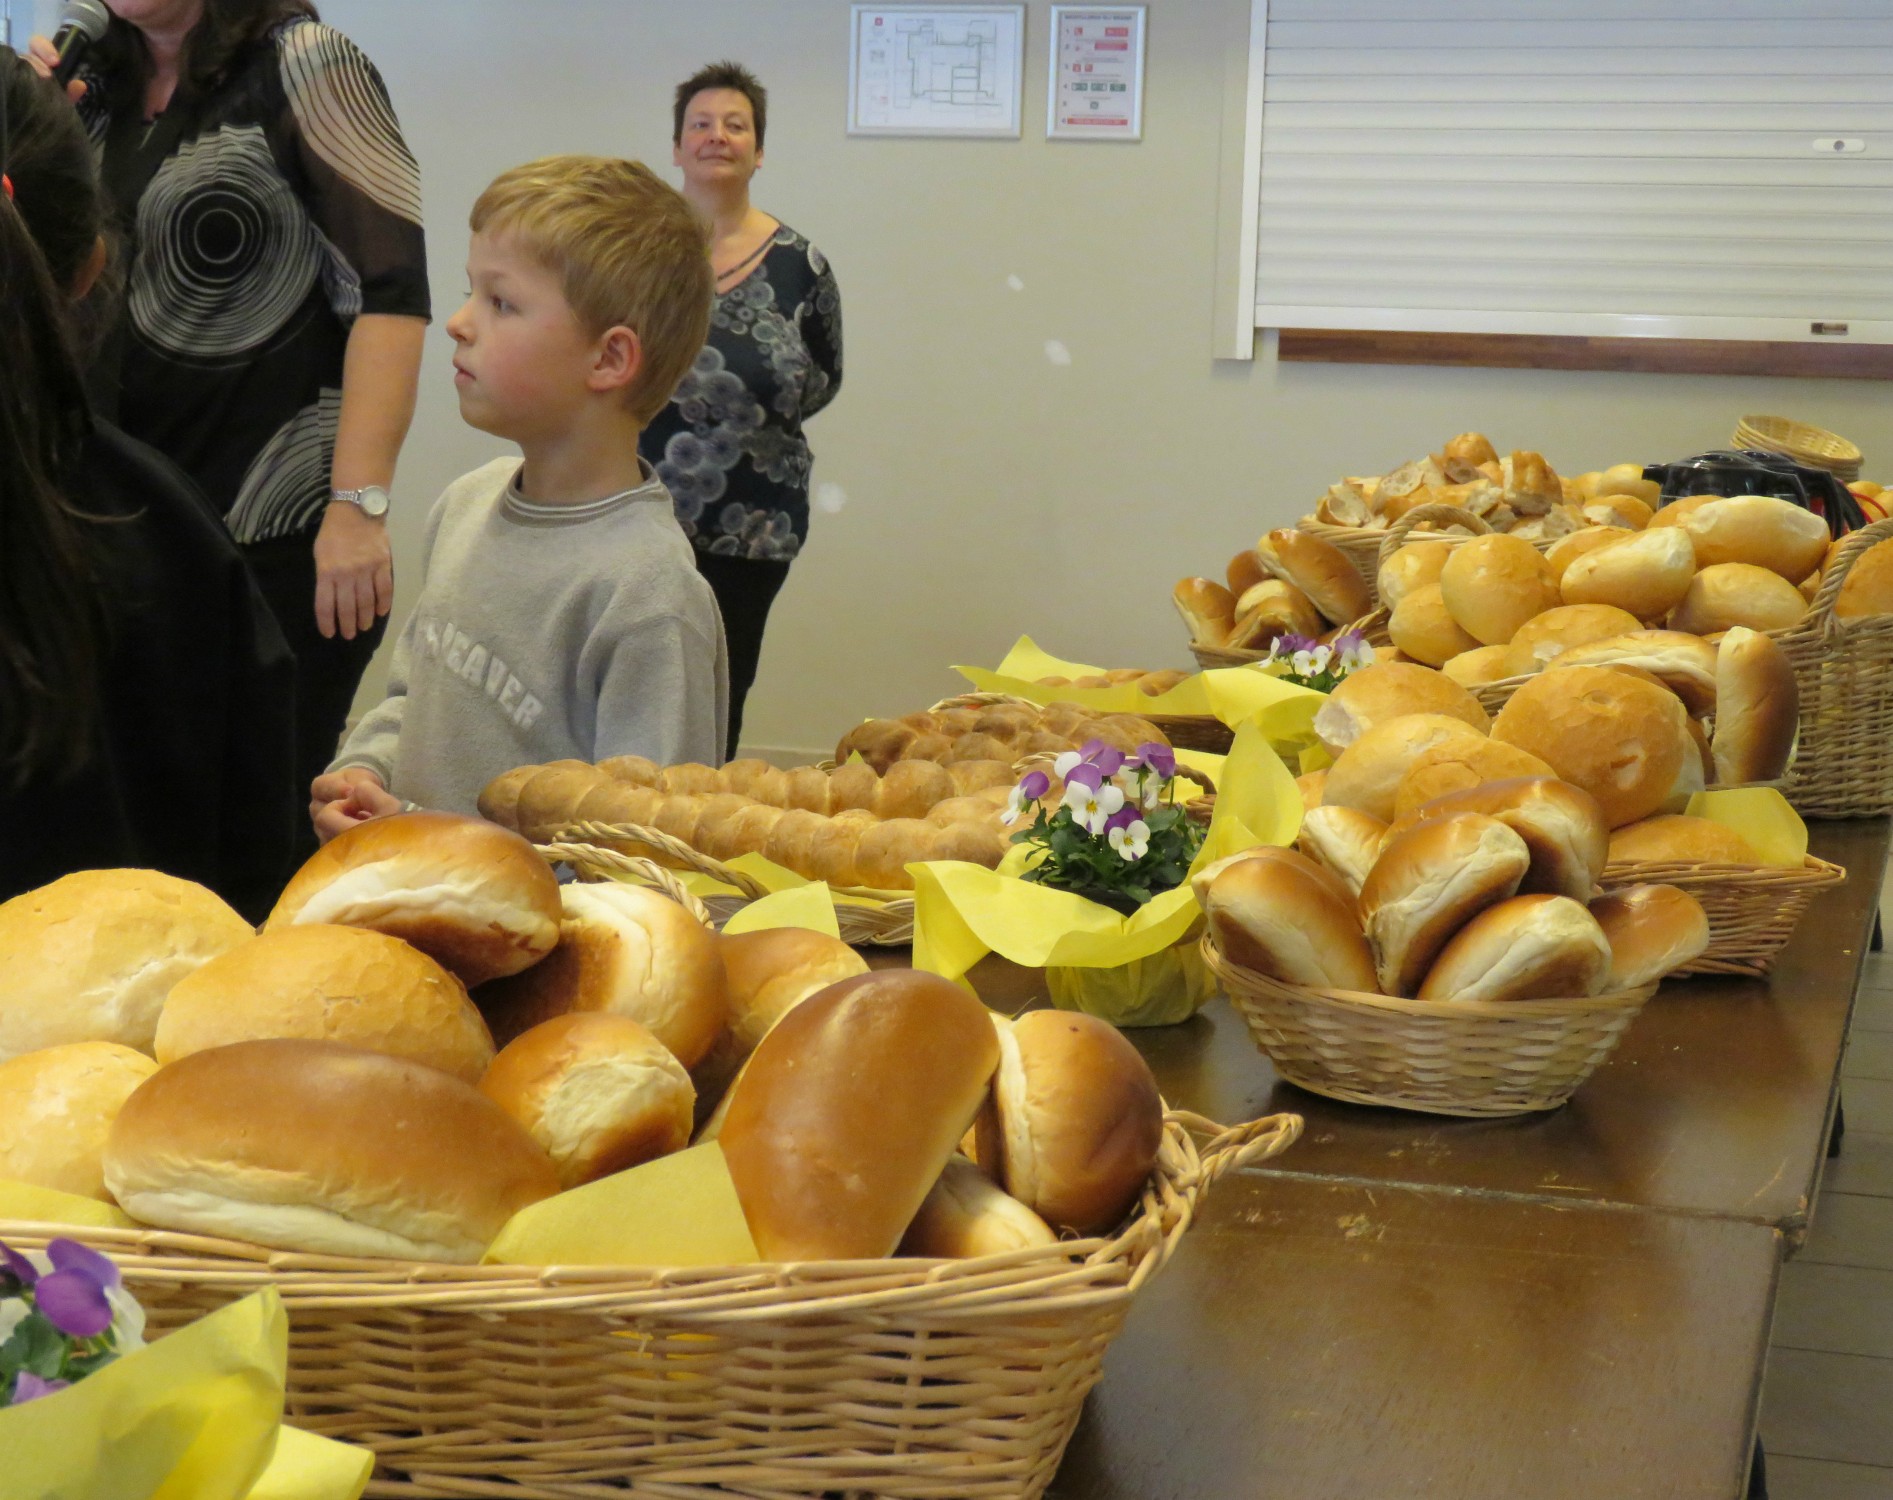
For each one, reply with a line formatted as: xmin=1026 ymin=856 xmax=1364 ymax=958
xmin=642 ymin=225 xmax=843 ymax=562
xmin=81 ymin=18 xmax=431 ymax=544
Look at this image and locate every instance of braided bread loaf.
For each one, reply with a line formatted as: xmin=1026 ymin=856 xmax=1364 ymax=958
xmin=1034 ymin=668 xmax=1191 ymax=696
xmin=836 ymin=701 xmax=1169 ymax=777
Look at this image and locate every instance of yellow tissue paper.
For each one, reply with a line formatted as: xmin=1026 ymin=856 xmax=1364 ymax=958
xmin=1 ymin=1289 xmax=287 ymax=1500
xmin=720 ymin=881 xmax=842 ymax=939
xmin=1684 ymin=787 xmax=1808 ymax=868
xmin=243 ymin=1426 xmax=373 ymax=1500
xmin=668 ymin=851 xmax=905 ymax=909
xmin=0 ymin=1181 xmax=136 ymax=1230
xmin=484 ymin=1142 xmax=759 ymax=1268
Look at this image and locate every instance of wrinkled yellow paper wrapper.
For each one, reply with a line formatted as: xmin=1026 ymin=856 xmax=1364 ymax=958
xmin=485 ymin=1142 xmax=759 ymax=1269
xmin=0 ymin=1287 xmax=369 ymax=1500
xmin=719 ymin=881 xmax=842 ymax=939
xmin=953 ymin=635 xmax=1325 ymax=742
xmin=911 ymin=721 xmax=1300 ymax=1019
xmin=0 ymin=1181 xmax=136 ymax=1230
xmin=1684 ymin=788 xmax=1808 ymax=868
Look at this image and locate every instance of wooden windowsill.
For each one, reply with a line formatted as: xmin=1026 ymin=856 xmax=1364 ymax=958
xmin=1276 ymin=328 xmax=1893 ymax=381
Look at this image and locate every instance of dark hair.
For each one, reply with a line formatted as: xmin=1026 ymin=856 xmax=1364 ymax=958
xmin=92 ymin=0 xmax=318 ymax=120
xmin=672 ymin=61 xmax=767 ymax=151
xmin=0 ymin=60 xmax=104 ymax=787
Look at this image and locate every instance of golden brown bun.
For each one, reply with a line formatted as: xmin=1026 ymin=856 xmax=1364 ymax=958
xmin=1491 ymin=667 xmax=1691 ymax=829
xmin=1296 ymin=769 xmax=1328 ymax=811
xmin=1359 ymin=812 xmax=1531 ymax=996
xmin=0 ymin=1042 xmax=158 ymax=1201
xmin=476 ymin=764 xmax=538 ymax=828
xmin=719 ymin=970 xmax=1000 ymax=1261
xmin=1311 ymin=661 xmax=1490 ymax=755
xmin=974 ymin=1010 xmax=1163 ymax=1237
xmin=1381 ymin=775 xmax=1609 ymax=903
xmin=1589 ymin=884 xmax=1711 ymax=989
xmin=1296 ymin=804 xmax=1388 ymax=895
xmin=1835 ymin=537 xmax=1893 ymax=618
xmin=1607 ymin=815 xmax=1758 ymax=866
xmin=475 ymin=883 xmax=727 ymax=1068
xmin=1390 ymin=740 xmax=1557 ymax=821
xmin=1267 ymin=527 xmax=1372 ymax=626
xmin=104 ymin=1039 xmax=559 ymax=1262
xmin=1204 ymin=846 xmax=1378 ymax=991
xmin=156 ymin=925 xmax=494 ymax=1084
xmin=1501 ymin=604 xmax=1645 ymax=677
xmin=1668 ymin=563 xmax=1809 ymax=635
xmin=0 ymin=870 xmax=252 ymax=1061
xmin=1228 ymin=579 xmax=1325 ymax=649
xmin=1226 ymin=548 xmax=1268 ymax=597
xmin=597 ymin=754 xmax=663 ymax=786
xmin=1440 ymin=534 xmax=1561 ymax=645
xmin=1712 ymin=627 xmax=1798 ymax=783
xmin=1647 ymin=494 xmax=1721 ymax=529
xmin=1559 ymin=528 xmax=1697 ymax=621
xmin=1440 ymin=644 xmax=1515 ymax=689
xmin=899 ymin=1155 xmax=1059 ymax=1259
xmin=1377 ymin=540 xmax=1454 ymax=609
xmin=1502 ymin=451 xmax=1563 ymax=515
xmin=873 ymin=760 xmax=956 ymax=820
xmin=1595 ymin=464 xmax=1662 ymax=506
xmin=1388 ymin=582 xmax=1483 ymax=667
xmin=1675 ymin=496 xmax=1830 ymax=582
xmin=479 ymin=1013 xmax=694 ymax=1189
xmin=1416 ymin=895 xmax=1612 ymax=1004
xmin=1546 ymin=526 xmax=1632 ymax=585
xmin=1324 ymin=712 xmax=1489 ymax=823
xmin=1174 ymin=576 xmax=1238 ymax=646
xmin=1583 ymin=495 xmax=1655 ymax=531
xmin=1441 ymin=432 xmax=1500 ymax=469
xmin=694 ymin=928 xmax=870 ymax=1115
xmin=1543 ymin=630 xmax=1719 ymax=715
xmin=268 ymin=812 xmax=561 ymax=987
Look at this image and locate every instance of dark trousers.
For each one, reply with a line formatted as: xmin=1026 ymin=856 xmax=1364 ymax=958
xmin=693 ymin=549 xmax=792 ymax=762
xmin=242 ymin=532 xmax=387 ymax=860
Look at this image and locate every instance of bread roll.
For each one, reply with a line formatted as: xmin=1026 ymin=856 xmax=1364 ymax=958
xmin=1382 ymin=776 xmax=1608 ymax=903
xmin=1669 ymin=564 xmax=1809 ymax=635
xmin=1228 ymin=579 xmax=1325 ymax=649
xmin=719 ymin=970 xmax=1000 ymax=1260
xmin=1583 ymin=495 xmax=1655 ymax=531
xmin=1491 ymin=667 xmax=1691 ymax=829
xmin=1543 ymin=630 xmax=1719 ymax=715
xmin=268 ymin=812 xmax=561 ymax=987
xmin=1589 ymin=884 xmax=1711 ymax=989
xmin=1267 ymin=528 xmax=1372 ymax=626
xmin=1439 ymin=535 xmax=1561 ymax=645
xmin=597 ymin=754 xmax=662 ymax=787
xmin=1311 ymin=661 xmax=1490 ymax=755
xmin=1227 ymin=547 xmax=1268 ymax=597
xmin=717 ymin=759 xmax=777 ymax=797
xmin=476 ymin=764 xmax=538 ymax=829
xmin=1204 ymin=846 xmax=1378 ymax=991
xmin=827 ymin=762 xmax=881 ymax=812
xmin=899 ymin=1155 xmax=1059 ymax=1259
xmin=1648 ymin=494 xmax=1720 ymax=530
xmin=1595 ymin=463 xmax=1662 ymax=506
xmin=1711 ymin=627 xmax=1798 ymax=783
xmin=1676 ymin=495 xmax=1830 ymax=582
xmin=1502 ymin=604 xmax=1644 ymax=677
xmin=1559 ymin=528 xmax=1696 ymax=621
xmin=0 ymin=870 xmax=252 ymax=1061
xmin=475 ymin=883 xmax=727 ymax=1068
xmin=1546 ymin=526 xmax=1632 ymax=585
xmin=479 ymin=1013 xmax=694 ymax=1189
xmin=1377 ymin=540 xmax=1453 ymax=609
xmin=1296 ymin=769 xmax=1328 ymax=811
xmin=104 ymin=1039 xmax=559 ymax=1262
xmin=156 ymin=925 xmax=495 ymax=1084
xmin=1390 ymin=739 xmax=1557 ymax=821
xmin=1324 ymin=712 xmax=1489 ymax=823
xmin=1416 ymin=895 xmax=1612 ymax=1004
xmin=1501 ymin=450 xmax=1563 ymax=516
xmin=1174 ymin=577 xmax=1237 ymax=646
xmin=1835 ymin=537 xmax=1893 ymax=618
xmin=0 ymin=1042 xmax=158 ymax=1201
xmin=1359 ymin=812 xmax=1532 ymax=996
xmin=874 ymin=760 xmax=956 ymax=820
xmin=1296 ymin=805 xmax=1387 ymax=895
xmin=1439 ymin=432 xmax=1499 ymax=469
xmin=1607 ymin=815 xmax=1757 ymax=866
xmin=853 ymin=818 xmax=939 ymax=890
xmin=694 ymin=927 xmax=869 ymax=1113
xmin=1440 ymin=644 xmax=1514 ymax=688
xmin=1388 ymin=583 xmax=1483 ymax=666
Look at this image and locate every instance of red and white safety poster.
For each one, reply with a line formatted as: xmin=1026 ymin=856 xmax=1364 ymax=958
xmin=1047 ymin=6 xmax=1146 ymax=141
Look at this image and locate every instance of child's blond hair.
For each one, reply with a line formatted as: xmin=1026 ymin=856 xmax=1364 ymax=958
xmin=471 ymin=156 xmax=713 ymax=426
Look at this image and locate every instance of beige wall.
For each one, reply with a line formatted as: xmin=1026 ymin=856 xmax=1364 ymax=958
xmin=325 ymin=0 xmax=1891 ymax=760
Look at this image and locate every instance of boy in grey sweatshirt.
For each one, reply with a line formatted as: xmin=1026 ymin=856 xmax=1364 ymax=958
xmin=310 ymin=157 xmax=726 ymax=841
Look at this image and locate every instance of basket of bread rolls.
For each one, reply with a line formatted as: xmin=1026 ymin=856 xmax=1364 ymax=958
xmin=1025 ymin=666 xmax=1234 ymax=753
xmin=1174 ymin=526 xmax=1376 ymax=670
xmin=0 ymin=814 xmax=1302 ymax=1499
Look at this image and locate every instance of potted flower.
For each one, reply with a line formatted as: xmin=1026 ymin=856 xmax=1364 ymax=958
xmin=1259 ymin=629 xmax=1376 ymax=693
xmin=0 ymin=1237 xmax=143 ymax=1407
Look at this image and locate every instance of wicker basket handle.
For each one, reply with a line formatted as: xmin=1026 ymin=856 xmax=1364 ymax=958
xmin=1376 ymin=500 xmax=1492 ymax=569
xmin=535 ymin=839 xmax=718 ymax=926
xmin=1168 ymin=1110 xmax=1305 ymax=1187
xmin=1803 ymin=514 xmax=1893 ymax=634
xmin=549 ymin=820 xmax=772 ymax=901
xmin=927 ymin=691 xmax=1040 ymax=713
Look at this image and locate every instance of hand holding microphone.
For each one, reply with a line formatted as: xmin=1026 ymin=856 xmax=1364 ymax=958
xmin=25 ymin=0 xmax=112 ymax=103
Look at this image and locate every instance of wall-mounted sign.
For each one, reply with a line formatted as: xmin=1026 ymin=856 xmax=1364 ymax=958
xmin=849 ymin=6 xmax=1026 ymax=138
xmin=1048 ymin=5 xmax=1147 ymax=142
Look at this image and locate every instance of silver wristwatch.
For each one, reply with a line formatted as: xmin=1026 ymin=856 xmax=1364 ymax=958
xmin=330 ymin=484 xmax=390 ymax=518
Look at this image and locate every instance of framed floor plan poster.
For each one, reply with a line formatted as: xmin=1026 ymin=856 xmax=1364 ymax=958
xmin=1048 ymin=6 xmax=1146 ymax=141
xmin=848 ymin=6 xmax=1025 ymax=138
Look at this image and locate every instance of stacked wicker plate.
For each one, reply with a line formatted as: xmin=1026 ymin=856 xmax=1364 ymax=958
xmin=1733 ymin=414 xmax=1862 ymax=484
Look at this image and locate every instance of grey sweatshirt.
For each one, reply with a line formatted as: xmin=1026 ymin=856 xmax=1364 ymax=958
xmin=331 ymin=458 xmax=728 ymax=814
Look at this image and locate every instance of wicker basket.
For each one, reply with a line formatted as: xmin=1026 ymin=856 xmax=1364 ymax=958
xmin=0 ymin=1109 xmax=1300 ymax=1500
xmin=1734 ymin=414 xmax=1863 ymax=482
xmin=1599 ymin=855 xmax=1846 ymax=977
xmin=1205 ymin=934 xmax=1655 ymax=1117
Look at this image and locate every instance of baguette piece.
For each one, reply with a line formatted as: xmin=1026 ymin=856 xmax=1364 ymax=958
xmin=1415 ymin=894 xmax=1612 ymax=1004
xmin=1359 ymin=812 xmax=1531 ymax=996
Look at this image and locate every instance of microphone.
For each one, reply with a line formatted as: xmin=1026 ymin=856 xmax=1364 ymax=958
xmin=51 ymin=0 xmax=112 ymax=87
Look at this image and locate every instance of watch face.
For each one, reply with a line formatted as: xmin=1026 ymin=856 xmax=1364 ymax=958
xmin=358 ymin=486 xmax=389 ymax=517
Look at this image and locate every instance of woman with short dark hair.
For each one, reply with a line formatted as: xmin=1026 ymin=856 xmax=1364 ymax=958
xmin=644 ymin=60 xmax=843 ymax=760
